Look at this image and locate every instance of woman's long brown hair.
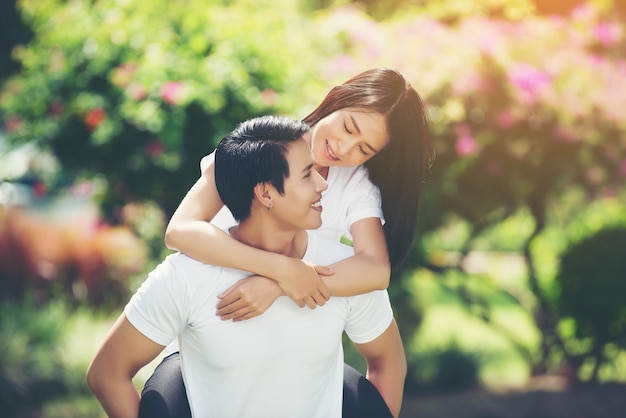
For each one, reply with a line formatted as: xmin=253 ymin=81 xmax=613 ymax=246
xmin=303 ymin=68 xmax=433 ymax=270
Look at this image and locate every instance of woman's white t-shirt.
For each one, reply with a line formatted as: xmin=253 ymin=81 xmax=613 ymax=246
xmin=200 ymin=152 xmax=384 ymax=240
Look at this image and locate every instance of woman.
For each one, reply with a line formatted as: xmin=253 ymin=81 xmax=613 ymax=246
xmin=139 ymin=68 xmax=432 ymax=417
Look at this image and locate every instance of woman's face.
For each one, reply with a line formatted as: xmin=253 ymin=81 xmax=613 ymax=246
xmin=307 ymin=108 xmax=390 ymax=170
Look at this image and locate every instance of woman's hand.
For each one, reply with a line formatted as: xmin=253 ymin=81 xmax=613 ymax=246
xmin=216 ymin=276 xmax=283 ymax=321
xmin=276 ymin=258 xmax=333 ymax=309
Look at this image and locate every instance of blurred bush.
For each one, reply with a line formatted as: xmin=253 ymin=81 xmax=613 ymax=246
xmin=0 ymin=204 xmax=148 ymax=308
xmin=0 ymin=0 xmax=332 ymax=222
xmin=0 ymin=298 xmax=68 ymax=416
xmin=408 ymin=343 xmax=482 ymax=392
xmin=318 ymin=0 xmax=626 ymax=379
xmin=556 ymin=227 xmax=626 ymax=382
xmin=320 ymin=2 xmax=625 ymax=235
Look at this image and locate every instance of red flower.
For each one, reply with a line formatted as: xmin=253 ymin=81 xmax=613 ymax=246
xmin=33 ymin=181 xmax=47 ymax=198
xmin=5 ymin=115 xmax=23 ymax=132
xmin=49 ymin=101 xmax=65 ymax=116
xmin=144 ymin=140 xmax=164 ymax=158
xmin=85 ymin=108 xmax=106 ymax=130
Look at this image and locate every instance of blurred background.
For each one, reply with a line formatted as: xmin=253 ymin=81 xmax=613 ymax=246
xmin=1 ymin=0 xmax=625 ymax=417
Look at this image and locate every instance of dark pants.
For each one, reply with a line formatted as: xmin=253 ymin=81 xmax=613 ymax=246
xmin=139 ymin=352 xmax=393 ymax=418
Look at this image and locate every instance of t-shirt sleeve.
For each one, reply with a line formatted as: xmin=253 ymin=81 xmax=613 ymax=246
xmin=124 ymin=256 xmax=190 ymax=346
xmin=199 ymin=151 xmax=215 ymax=174
xmin=344 ymin=290 xmax=393 ymax=344
xmin=344 ymin=167 xmax=384 ymax=234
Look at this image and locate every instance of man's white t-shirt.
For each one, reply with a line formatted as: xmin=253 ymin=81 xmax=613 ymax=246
xmin=126 ymin=231 xmax=393 ymax=418
xmin=162 ymin=154 xmax=386 ymax=358
xmin=200 ymin=152 xmax=384 ymax=240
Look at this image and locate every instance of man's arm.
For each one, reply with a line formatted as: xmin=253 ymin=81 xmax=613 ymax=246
xmin=87 ymin=314 xmax=166 ymax=418
xmin=353 ymin=318 xmax=407 ymax=418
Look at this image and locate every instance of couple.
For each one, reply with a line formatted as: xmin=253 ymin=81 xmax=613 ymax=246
xmin=87 ymin=115 xmax=407 ymax=417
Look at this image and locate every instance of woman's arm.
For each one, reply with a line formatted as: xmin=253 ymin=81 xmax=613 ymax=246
xmin=216 ymin=217 xmax=390 ymax=321
xmin=165 ymin=159 xmax=330 ymax=308
xmin=322 ymin=217 xmax=391 ymax=296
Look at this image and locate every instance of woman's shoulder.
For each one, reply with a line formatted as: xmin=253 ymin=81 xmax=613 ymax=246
xmin=328 ymin=164 xmax=374 ymax=188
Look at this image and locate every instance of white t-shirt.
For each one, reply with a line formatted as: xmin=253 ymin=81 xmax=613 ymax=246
xmin=125 ymin=231 xmax=393 ymax=418
xmin=200 ymin=152 xmax=384 ymax=240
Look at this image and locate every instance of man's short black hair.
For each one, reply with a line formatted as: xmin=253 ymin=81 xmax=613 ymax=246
xmin=214 ymin=115 xmax=310 ymax=222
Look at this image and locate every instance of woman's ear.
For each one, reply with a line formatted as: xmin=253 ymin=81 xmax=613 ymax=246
xmin=253 ymin=183 xmax=273 ymax=211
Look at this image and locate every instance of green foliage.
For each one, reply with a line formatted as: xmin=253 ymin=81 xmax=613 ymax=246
xmin=1 ymin=0 xmax=331 ymax=220
xmin=408 ymin=342 xmax=482 ymax=392
xmin=0 ymin=298 xmax=68 ymax=415
xmin=556 ymin=227 xmax=626 ymax=381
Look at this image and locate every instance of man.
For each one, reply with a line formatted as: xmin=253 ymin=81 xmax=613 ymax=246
xmin=87 ymin=115 xmax=406 ymax=418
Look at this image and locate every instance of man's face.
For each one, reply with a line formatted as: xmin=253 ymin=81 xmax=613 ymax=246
xmin=271 ymin=139 xmax=328 ymax=231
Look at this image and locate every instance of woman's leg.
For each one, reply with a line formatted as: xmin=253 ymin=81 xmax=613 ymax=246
xmin=343 ymin=363 xmax=394 ymax=418
xmin=138 ymin=352 xmax=191 ymax=418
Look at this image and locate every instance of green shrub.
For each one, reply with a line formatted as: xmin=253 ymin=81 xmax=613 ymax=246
xmin=1 ymin=0 xmax=331 ymax=221
xmin=556 ymin=227 xmax=626 ymax=382
xmin=0 ymin=298 xmax=68 ymax=415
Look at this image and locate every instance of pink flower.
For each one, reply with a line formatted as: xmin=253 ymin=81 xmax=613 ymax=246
xmin=326 ymin=54 xmax=356 ymax=76
xmin=554 ymin=126 xmax=576 ymax=142
xmin=85 ymin=108 xmax=106 ymax=130
xmin=452 ymin=72 xmax=483 ymax=95
xmin=70 ymin=180 xmax=96 ymax=198
xmin=572 ymin=3 xmax=597 ymax=22
xmin=455 ymin=135 xmax=477 ymax=156
xmin=111 ymin=63 xmax=137 ymax=88
xmin=127 ymin=83 xmax=147 ymax=101
xmin=593 ymin=22 xmax=622 ymax=46
xmin=620 ymin=159 xmax=626 ymax=178
xmin=261 ymin=89 xmax=278 ymax=107
xmin=508 ymin=63 xmax=552 ymax=104
xmin=161 ymin=81 xmax=186 ymax=106
xmin=495 ymin=111 xmax=517 ymax=128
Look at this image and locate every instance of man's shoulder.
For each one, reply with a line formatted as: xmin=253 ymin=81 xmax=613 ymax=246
xmin=158 ymin=252 xmax=234 ymax=284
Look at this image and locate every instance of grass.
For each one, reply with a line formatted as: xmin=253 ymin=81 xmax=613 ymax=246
xmin=405 ymin=266 xmax=540 ymax=389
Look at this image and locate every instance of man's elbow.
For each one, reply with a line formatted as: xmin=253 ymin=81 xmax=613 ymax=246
xmin=86 ymin=361 xmax=102 ymax=396
xmin=86 ymin=357 xmax=113 ymax=398
xmin=399 ymin=351 xmax=408 ymax=382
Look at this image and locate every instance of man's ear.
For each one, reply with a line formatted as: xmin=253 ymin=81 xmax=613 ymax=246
xmin=253 ymin=183 xmax=273 ymax=210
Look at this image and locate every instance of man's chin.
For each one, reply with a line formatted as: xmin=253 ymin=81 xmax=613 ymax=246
xmin=304 ymin=219 xmax=323 ymax=230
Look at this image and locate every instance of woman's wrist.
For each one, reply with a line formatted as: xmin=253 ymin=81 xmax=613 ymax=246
xmin=255 ymin=252 xmax=290 ymax=285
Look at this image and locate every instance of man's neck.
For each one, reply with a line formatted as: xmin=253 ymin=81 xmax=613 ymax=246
xmin=230 ymin=221 xmax=307 ymax=260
